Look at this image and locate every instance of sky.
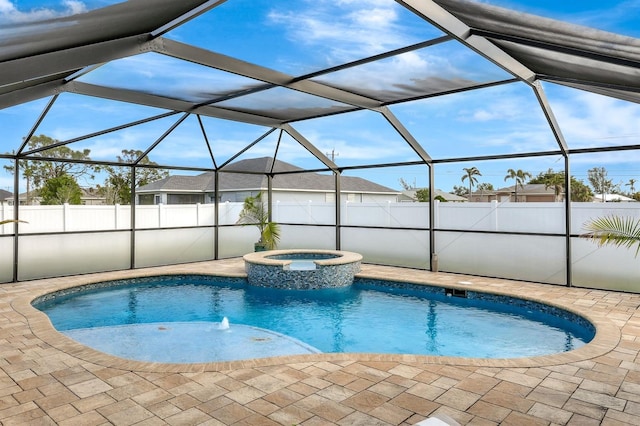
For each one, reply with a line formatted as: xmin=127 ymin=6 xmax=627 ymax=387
xmin=1 ymin=0 xmax=640 ymax=194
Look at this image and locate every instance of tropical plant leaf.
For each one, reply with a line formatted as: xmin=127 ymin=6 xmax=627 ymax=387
xmin=0 ymin=219 xmax=27 ymax=225
xmin=262 ymin=221 xmax=281 ymax=250
xmin=237 ymin=192 xmax=281 ymax=249
xmin=582 ymin=215 xmax=640 ymax=257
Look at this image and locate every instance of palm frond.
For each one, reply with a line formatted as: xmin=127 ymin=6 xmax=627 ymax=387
xmin=262 ymin=221 xmax=281 ymax=250
xmin=237 ymin=192 xmax=281 ymax=249
xmin=582 ymin=215 xmax=640 ymax=257
xmin=0 ymin=219 xmax=27 ymax=225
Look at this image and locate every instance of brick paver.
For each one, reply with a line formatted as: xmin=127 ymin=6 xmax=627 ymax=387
xmin=0 ymin=259 xmax=639 ymax=425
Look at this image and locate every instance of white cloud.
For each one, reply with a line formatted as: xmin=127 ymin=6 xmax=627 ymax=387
xmin=551 ymin=89 xmax=640 ymax=148
xmin=267 ymin=0 xmax=412 ymax=62
xmin=0 ymin=0 xmax=88 ymax=23
xmin=459 ymin=97 xmax=527 ymax=123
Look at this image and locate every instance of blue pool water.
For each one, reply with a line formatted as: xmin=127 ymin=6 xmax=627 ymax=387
xmin=267 ymin=253 xmax=341 ymax=271
xmin=33 ymin=275 xmax=595 ymax=363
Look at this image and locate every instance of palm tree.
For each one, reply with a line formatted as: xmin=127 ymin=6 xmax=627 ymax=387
xmin=626 ymin=178 xmax=637 ymax=195
xmin=583 ymin=215 xmax=640 ymax=257
xmin=504 ymin=168 xmax=531 ymax=202
xmin=237 ymin=192 xmax=281 ymax=250
xmin=542 ymin=172 xmax=564 ymax=202
xmin=461 ymin=167 xmax=481 ymax=199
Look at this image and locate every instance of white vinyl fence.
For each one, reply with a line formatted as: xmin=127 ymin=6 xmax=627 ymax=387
xmin=1 ymin=201 xmax=639 ymax=292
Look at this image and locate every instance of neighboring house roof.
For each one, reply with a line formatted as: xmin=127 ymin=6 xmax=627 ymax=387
xmin=8 ymin=188 xmax=106 ymax=203
xmin=80 ymin=187 xmax=106 ymax=201
xmin=493 ymin=184 xmax=560 ymax=195
xmin=593 ymin=193 xmax=636 ymax=202
xmin=400 ymin=189 xmax=467 ymax=202
xmin=138 ymin=174 xmax=215 ymax=192
xmin=138 ymin=157 xmax=399 ymax=194
xmin=435 ymin=189 xmax=467 ymax=202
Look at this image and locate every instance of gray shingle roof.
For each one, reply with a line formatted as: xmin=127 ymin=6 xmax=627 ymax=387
xmin=138 ymin=157 xmax=398 ymax=194
xmin=496 ymin=184 xmax=557 ymax=194
xmin=139 ymin=174 xmax=215 ymax=192
xmin=400 ymin=189 xmax=467 ymax=202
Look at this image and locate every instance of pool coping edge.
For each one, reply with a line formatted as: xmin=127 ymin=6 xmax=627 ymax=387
xmin=11 ymin=263 xmax=620 ymax=373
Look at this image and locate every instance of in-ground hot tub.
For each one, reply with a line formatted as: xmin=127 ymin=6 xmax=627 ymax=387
xmin=243 ymin=249 xmax=362 ymax=289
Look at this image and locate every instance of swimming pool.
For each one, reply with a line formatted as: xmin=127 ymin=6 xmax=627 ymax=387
xmin=33 ymin=275 xmax=595 ymax=363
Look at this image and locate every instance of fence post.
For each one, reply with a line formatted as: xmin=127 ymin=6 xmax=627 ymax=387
xmin=491 ymin=200 xmax=498 ymax=231
xmin=387 ymin=200 xmax=391 ymax=226
xmin=1 ymin=203 xmax=5 ymax=235
xmin=434 ymin=199 xmax=440 ymax=229
xmin=344 ymin=200 xmax=349 ymax=225
xmin=158 ymin=203 xmax=163 ymax=228
xmin=63 ymin=203 xmax=70 ymax=232
xmin=196 ymin=203 xmax=201 ymax=226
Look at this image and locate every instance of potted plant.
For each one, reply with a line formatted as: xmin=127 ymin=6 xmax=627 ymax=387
xmin=237 ymin=192 xmax=281 ymax=251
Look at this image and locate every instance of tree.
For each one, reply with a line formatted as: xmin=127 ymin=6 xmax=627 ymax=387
xmin=3 ymin=134 xmax=99 ymax=204
xmin=626 ymin=178 xmax=637 ymax=195
xmin=398 ymin=178 xmax=415 ymax=191
xmin=477 ymin=183 xmax=494 ymax=191
xmin=541 ymin=171 xmax=564 ymax=202
xmin=461 ymin=167 xmax=481 ymax=198
xmin=102 ymin=149 xmax=169 ymax=204
xmin=451 ymin=185 xmax=468 ymax=197
xmin=571 ymin=178 xmax=594 ymax=202
xmin=588 ymin=167 xmax=618 ymax=201
xmin=504 ymin=168 xmax=531 ymax=202
xmin=39 ymin=174 xmax=82 ymax=205
xmin=529 ymin=169 xmax=593 ymax=202
xmin=415 ymin=188 xmax=429 ymax=202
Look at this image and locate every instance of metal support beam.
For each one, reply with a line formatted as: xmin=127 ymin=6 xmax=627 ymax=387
xmin=378 ymin=106 xmax=432 ymax=163
xmin=0 ymin=35 xmax=150 ymax=89
xmin=151 ymin=0 xmax=229 ymax=37
xmin=335 ymin=172 xmax=342 ymax=250
xmin=267 ymin=175 xmax=273 ymax=224
xmin=219 ymin=128 xmax=278 ymax=169
xmin=17 ymin=94 xmax=59 ymax=154
xmin=12 ymin=159 xmax=19 ymax=282
xmin=197 ymin=115 xmax=217 ymax=168
xmin=154 ymin=38 xmax=383 ymax=110
xmin=280 ymin=124 xmax=339 ymax=172
xmin=429 ymin=163 xmax=437 ymax=272
xmin=214 ymin=170 xmax=219 ymax=260
xmin=564 ymin=156 xmax=572 ymax=287
xmin=0 ymin=79 xmax=65 ymax=110
xmin=24 ymin=111 xmax=180 ymax=156
xmin=532 ymin=81 xmax=571 ymax=286
xmin=531 ymin=81 xmax=569 ymax=155
xmin=130 ymin=166 xmax=137 ymax=269
xmin=135 ymin=113 xmax=191 ymax=165
xmin=67 ymin=81 xmax=282 ymax=128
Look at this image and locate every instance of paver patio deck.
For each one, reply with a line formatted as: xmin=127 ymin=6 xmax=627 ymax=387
xmin=1 ymin=258 xmax=639 ymax=425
